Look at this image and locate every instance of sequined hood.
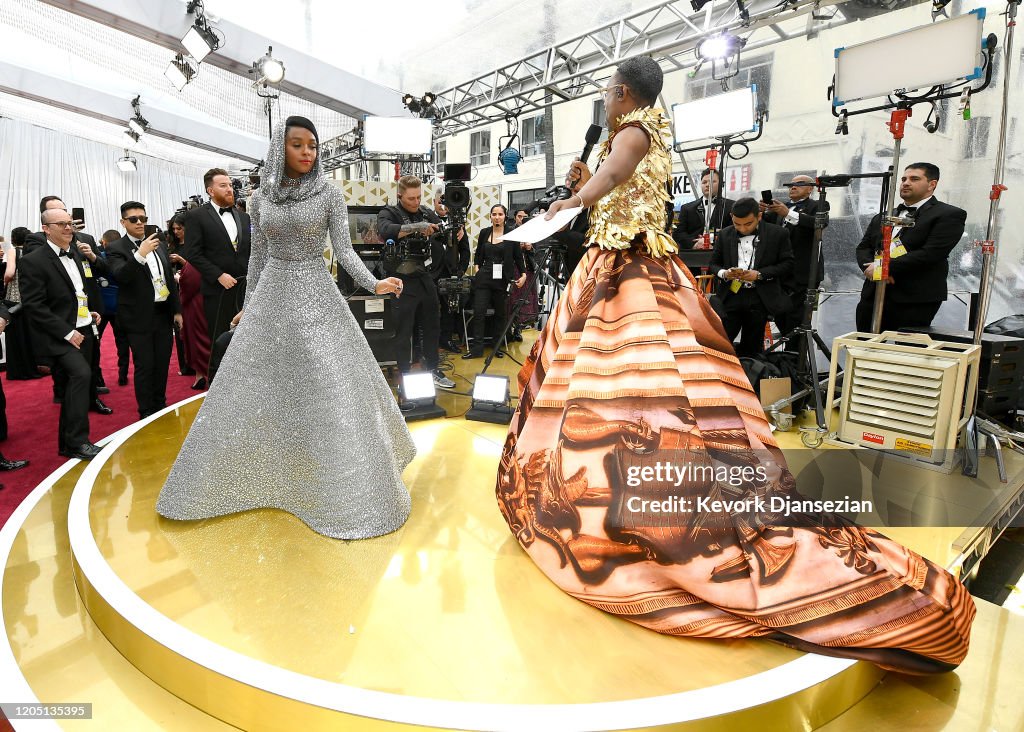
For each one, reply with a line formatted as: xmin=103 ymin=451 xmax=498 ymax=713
xmin=259 ymin=120 xmax=329 ymax=205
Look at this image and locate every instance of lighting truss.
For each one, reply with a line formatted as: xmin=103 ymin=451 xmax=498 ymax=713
xmin=432 ymin=0 xmax=854 ymax=136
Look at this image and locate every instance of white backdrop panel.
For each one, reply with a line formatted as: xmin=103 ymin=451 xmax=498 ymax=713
xmin=0 ymin=118 xmax=213 ymax=240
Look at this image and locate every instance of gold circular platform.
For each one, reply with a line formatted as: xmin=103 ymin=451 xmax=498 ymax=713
xmin=64 ymin=396 xmax=882 ymax=731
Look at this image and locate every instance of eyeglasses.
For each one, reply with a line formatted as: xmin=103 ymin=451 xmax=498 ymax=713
xmin=43 ymin=221 xmax=74 ymax=229
xmin=123 ymin=215 xmax=149 ymax=224
xmin=596 ymin=84 xmax=624 ymax=98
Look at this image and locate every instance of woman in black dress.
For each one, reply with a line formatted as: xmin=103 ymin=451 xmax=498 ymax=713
xmin=463 ymin=205 xmax=527 ymax=359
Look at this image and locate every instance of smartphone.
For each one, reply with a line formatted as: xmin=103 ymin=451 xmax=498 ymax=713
xmin=760 ymin=190 xmax=774 ymax=205
xmin=71 ymin=207 xmax=85 ymax=227
xmin=144 ymin=224 xmax=160 ymax=239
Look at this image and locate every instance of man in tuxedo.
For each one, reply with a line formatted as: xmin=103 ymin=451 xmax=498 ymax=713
xmin=18 ymin=208 xmax=104 ymax=459
xmin=184 ymin=168 xmax=250 ymax=348
xmin=761 ymin=175 xmax=828 ymax=335
xmin=855 ymin=163 xmax=967 ymax=332
xmin=673 ymin=169 xmax=735 ymax=250
xmin=26 ymin=195 xmax=112 ymax=413
xmin=710 ymin=197 xmax=795 ymax=357
xmin=106 ymin=202 xmax=183 ymax=419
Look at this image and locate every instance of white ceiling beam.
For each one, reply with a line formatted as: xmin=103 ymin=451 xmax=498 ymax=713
xmin=37 ymin=0 xmax=406 ymax=119
xmin=0 ymin=60 xmax=265 ymax=162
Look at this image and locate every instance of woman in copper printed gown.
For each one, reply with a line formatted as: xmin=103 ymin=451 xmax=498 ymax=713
xmin=495 ymin=57 xmax=974 ymax=673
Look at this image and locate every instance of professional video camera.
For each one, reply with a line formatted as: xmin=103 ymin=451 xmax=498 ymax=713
xmin=436 ymin=275 xmax=473 ymax=309
xmin=440 ymin=163 xmax=472 ymax=231
xmin=536 ymin=183 xmax=573 ymax=211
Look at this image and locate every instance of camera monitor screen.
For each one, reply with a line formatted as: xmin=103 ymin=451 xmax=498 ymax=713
xmin=444 ymin=163 xmax=472 ymax=182
xmin=363 ymin=116 xmax=433 ymax=156
xmin=671 ymin=86 xmax=757 ymax=145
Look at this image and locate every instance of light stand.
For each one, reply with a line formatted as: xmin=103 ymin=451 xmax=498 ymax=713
xmin=765 ymin=171 xmax=892 ymax=445
xmin=869 ymin=106 xmax=913 ymax=333
xmin=964 ymin=0 xmax=1021 ymax=476
xmin=830 ymin=35 xmax=998 ymax=332
xmin=675 ymin=106 xmax=767 ymax=250
xmin=480 ymin=246 xmax=560 ymax=372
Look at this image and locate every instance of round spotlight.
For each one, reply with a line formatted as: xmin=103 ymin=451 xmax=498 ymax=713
xmin=254 ymin=46 xmax=285 ymax=85
xmin=422 ymin=92 xmax=436 ymax=106
xmin=697 ymin=35 xmax=736 ymax=60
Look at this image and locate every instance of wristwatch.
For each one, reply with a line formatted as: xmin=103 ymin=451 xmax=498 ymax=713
xmin=755 ymin=271 xmax=763 ymax=281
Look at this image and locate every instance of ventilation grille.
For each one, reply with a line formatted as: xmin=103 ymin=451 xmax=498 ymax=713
xmin=845 ymin=356 xmax=948 ymax=439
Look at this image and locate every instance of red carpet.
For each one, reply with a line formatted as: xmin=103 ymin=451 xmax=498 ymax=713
xmin=0 ymin=341 xmax=201 ymax=527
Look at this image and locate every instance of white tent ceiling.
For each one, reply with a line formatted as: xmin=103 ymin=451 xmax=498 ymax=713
xmin=0 ymin=0 xmax=665 ymax=169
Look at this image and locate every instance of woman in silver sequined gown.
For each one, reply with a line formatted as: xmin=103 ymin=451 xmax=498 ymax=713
xmin=157 ymin=117 xmax=414 ymax=540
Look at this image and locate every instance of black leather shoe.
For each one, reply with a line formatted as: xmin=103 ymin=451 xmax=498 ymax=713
xmin=462 ymin=349 xmax=483 ymax=359
xmin=96 ymin=385 xmax=110 ymax=394
xmin=118 ymin=376 xmax=128 ymax=386
xmin=190 ymin=377 xmax=207 ymax=390
xmin=440 ymin=340 xmax=461 ymax=354
xmin=0 ymin=453 xmax=29 ymax=471
xmin=90 ymin=399 xmax=113 ymax=415
xmin=59 ymin=443 xmax=102 ymax=460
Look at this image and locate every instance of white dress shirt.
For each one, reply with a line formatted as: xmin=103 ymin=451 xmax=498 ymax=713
xmin=132 ymin=241 xmax=169 ymax=302
xmin=892 ymin=195 xmax=931 ymax=247
xmin=49 ymin=240 xmax=92 ymax=337
xmin=217 ymin=205 xmax=239 ymax=245
xmin=718 ymin=234 xmax=756 ymax=280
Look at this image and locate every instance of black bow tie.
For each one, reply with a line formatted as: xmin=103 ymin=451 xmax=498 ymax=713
xmin=896 ymin=204 xmax=918 ymax=215
xmin=57 ymin=248 xmax=73 ymax=258
xmin=218 ymin=207 xmax=234 ymax=216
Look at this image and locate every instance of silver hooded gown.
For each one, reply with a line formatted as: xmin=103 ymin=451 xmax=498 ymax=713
xmin=156 ymin=123 xmax=415 ymax=539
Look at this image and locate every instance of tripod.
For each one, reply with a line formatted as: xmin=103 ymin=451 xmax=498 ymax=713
xmin=764 ymin=172 xmax=892 ymax=446
xmin=481 ymin=246 xmax=561 ymax=373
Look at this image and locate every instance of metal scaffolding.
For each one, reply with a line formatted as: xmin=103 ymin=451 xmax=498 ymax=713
xmin=432 ymin=0 xmax=855 ymax=136
xmin=320 ymin=0 xmax=861 ymax=171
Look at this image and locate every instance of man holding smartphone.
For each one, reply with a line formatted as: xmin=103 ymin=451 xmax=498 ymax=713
xmin=760 ymin=175 xmax=827 ymax=336
xmin=107 ymin=202 xmax=183 ymax=419
xmin=709 ymin=197 xmax=794 ymax=357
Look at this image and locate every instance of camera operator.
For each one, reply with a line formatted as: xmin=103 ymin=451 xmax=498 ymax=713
xmin=463 ymin=205 xmax=527 ymax=359
xmin=431 ymin=193 xmax=471 ymax=352
xmin=376 ymin=176 xmax=454 ymax=389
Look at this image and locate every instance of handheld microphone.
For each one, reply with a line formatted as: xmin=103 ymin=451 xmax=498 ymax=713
xmin=580 ymin=124 xmax=603 ymax=166
xmin=567 ymin=124 xmax=604 ymax=192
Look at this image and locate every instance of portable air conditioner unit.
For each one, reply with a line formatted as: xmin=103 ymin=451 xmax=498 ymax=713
xmin=825 ymin=331 xmax=980 ymax=471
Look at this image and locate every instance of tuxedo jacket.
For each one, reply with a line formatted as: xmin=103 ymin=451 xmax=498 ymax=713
xmin=474 ymin=228 xmax=528 ymax=283
xmin=17 ymin=242 xmax=104 ymax=358
xmin=25 ymin=230 xmax=107 ymax=312
xmin=184 ymin=202 xmax=251 ymax=297
xmin=763 ymin=197 xmax=828 ymax=289
xmin=673 ymin=197 xmax=734 ymax=249
xmin=855 ymin=197 xmax=967 ymax=304
xmin=105 ymin=235 xmax=181 ymax=333
xmin=709 ymin=221 xmax=794 ymax=314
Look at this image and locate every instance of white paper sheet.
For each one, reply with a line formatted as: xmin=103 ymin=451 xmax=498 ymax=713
xmin=501 ymin=207 xmax=584 ymax=243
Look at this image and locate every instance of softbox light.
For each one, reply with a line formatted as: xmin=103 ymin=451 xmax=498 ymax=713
xmin=672 ymin=86 xmax=758 ymax=145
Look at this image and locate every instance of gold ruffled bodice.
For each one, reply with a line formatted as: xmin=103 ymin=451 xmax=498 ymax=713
xmin=586 ymin=107 xmax=676 ymax=258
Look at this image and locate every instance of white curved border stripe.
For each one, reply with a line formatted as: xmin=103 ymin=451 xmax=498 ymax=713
xmin=67 ymin=395 xmax=859 ymax=732
xmin=0 ymin=414 xmax=160 ymax=731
